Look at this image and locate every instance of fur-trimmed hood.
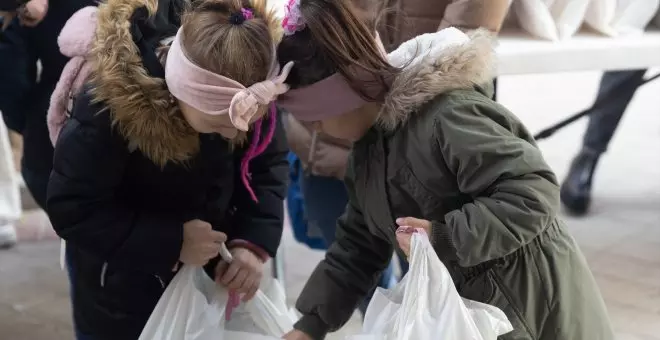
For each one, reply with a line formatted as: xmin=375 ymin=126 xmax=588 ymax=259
xmin=378 ymin=28 xmax=497 ymax=130
xmin=89 ymin=0 xmax=197 ymax=167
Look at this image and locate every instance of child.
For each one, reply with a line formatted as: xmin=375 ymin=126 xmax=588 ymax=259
xmin=276 ymin=0 xmax=614 ymax=339
xmin=45 ymin=0 xmax=289 ymax=338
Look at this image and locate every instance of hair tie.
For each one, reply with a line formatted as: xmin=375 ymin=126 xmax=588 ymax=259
xmin=241 ymin=8 xmax=254 ymax=20
xmin=229 ymin=8 xmax=253 ymax=25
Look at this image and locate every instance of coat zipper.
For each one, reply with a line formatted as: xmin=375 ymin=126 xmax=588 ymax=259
xmin=100 ymin=262 xmax=108 ymax=288
xmin=154 ymin=275 xmax=165 ymax=289
xmin=99 ymin=262 xmax=166 ymax=289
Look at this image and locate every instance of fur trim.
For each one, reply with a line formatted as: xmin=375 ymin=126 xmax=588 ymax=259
xmin=378 ymin=28 xmax=497 ymax=130
xmin=89 ymin=0 xmax=199 ymax=167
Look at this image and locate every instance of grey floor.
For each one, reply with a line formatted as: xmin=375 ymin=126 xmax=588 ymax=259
xmin=1 ymin=70 xmax=659 ymax=339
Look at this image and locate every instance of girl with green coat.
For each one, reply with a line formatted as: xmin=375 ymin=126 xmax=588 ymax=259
xmin=275 ymin=0 xmax=615 ymax=339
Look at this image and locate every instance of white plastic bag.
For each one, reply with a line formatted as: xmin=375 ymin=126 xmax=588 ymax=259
xmin=514 ymin=0 xmax=591 ymax=41
xmin=348 ymin=233 xmax=513 ymax=340
xmin=585 ymin=0 xmax=660 ymax=36
xmin=138 ymin=265 xmax=298 ymax=340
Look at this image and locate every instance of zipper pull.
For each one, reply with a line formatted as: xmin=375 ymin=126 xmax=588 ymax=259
xmin=154 ymin=275 xmax=165 ymax=288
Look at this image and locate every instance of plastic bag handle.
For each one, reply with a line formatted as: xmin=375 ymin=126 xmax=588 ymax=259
xmin=219 ymin=243 xmax=233 ymax=263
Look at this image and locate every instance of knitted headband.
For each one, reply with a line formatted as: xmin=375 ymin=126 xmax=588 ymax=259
xmin=165 ymin=28 xmax=293 ymax=131
xmin=165 ymin=28 xmax=294 ymax=201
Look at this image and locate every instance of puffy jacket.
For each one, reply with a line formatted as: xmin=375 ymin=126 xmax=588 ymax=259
xmin=293 ymin=29 xmax=614 ymax=340
xmin=46 ymin=0 xmax=288 ymax=338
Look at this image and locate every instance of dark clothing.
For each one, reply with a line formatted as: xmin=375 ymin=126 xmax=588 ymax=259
xmin=0 ymin=0 xmax=27 ymax=11
xmin=0 ymin=0 xmax=96 ymax=208
xmin=293 ymin=32 xmax=613 ymax=340
xmin=51 ymin=93 xmax=288 ymax=338
xmin=583 ymin=69 xmax=647 ymax=153
xmin=46 ymin=0 xmax=288 ymax=338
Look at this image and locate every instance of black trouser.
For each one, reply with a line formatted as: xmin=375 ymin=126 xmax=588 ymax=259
xmin=582 ymin=70 xmax=647 ymax=154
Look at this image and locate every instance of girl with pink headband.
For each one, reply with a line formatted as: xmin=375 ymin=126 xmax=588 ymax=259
xmin=277 ymin=0 xmax=613 ymax=339
xmin=45 ymin=0 xmax=291 ymax=338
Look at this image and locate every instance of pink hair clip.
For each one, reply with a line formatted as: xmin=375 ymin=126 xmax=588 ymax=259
xmin=241 ymin=7 xmax=253 ymax=20
xmin=282 ymin=0 xmax=304 ymax=36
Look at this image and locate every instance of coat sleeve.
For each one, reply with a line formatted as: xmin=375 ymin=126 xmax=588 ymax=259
xmin=439 ymin=0 xmax=510 ymax=33
xmin=227 ymin=112 xmax=289 ymax=258
xmin=0 ymin=20 xmax=36 ymax=132
xmin=47 ymin=92 xmax=184 ymax=275
xmin=432 ymin=98 xmax=560 ymax=267
xmin=294 ymin=160 xmax=393 ymax=340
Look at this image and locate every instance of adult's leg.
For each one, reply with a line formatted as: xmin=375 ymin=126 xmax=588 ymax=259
xmin=561 ymin=70 xmax=647 ymax=215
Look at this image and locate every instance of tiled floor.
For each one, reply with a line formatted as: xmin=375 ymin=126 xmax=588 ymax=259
xmin=1 ymin=71 xmax=659 ymax=339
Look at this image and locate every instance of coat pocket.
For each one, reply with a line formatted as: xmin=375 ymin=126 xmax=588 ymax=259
xmin=460 ymin=269 xmax=536 ymax=340
xmin=390 ymin=163 xmax=444 ymax=216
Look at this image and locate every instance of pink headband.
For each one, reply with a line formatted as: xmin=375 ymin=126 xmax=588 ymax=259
xmin=277 ymin=74 xmax=367 ymax=121
xmin=165 ymin=29 xmax=294 ymax=131
xmin=165 ymin=28 xmax=294 ymax=202
xmin=277 ymin=33 xmax=389 ymax=122
xmin=277 ymin=68 xmax=388 ymax=122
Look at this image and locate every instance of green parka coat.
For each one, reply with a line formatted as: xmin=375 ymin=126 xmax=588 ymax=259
xmin=293 ymin=30 xmax=615 ymax=340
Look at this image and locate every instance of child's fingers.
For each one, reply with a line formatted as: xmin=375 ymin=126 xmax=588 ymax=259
xmin=220 ymin=261 xmax=241 ymax=285
xmin=210 ymin=230 xmax=227 ymax=243
xmin=396 ymin=231 xmax=412 ymax=256
xmin=227 ymin=268 xmax=248 ymax=290
xmin=396 ymin=217 xmax=428 ymax=229
xmin=215 ymin=261 xmax=229 ymax=282
xmin=203 ymin=244 xmax=220 ymax=258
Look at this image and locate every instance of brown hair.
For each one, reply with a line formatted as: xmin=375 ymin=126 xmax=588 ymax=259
xmin=179 ymin=0 xmax=281 ymax=87
xmin=277 ymin=0 xmax=399 ymax=99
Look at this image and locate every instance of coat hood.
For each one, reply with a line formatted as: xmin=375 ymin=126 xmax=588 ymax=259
xmin=378 ymin=28 xmax=497 ymax=130
xmin=48 ymin=6 xmax=98 ymax=146
xmin=88 ymin=0 xmax=198 ymax=167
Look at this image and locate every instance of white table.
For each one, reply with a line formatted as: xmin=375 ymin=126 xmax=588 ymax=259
xmin=493 ymin=28 xmax=660 ymax=140
xmin=497 ymin=28 xmax=660 ymax=75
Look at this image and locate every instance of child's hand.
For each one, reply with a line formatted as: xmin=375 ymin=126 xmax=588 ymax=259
xmin=215 ymin=247 xmax=264 ymax=301
xmin=180 ymin=219 xmax=227 ymax=266
xmin=395 ymin=217 xmax=431 ymax=256
xmin=19 ymin=0 xmax=47 ymax=27
xmin=282 ymin=329 xmax=313 ymax=340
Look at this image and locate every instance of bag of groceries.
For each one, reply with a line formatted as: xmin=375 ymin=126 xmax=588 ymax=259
xmin=139 ymin=257 xmax=298 ymax=340
xmin=347 ymin=232 xmax=513 ymax=340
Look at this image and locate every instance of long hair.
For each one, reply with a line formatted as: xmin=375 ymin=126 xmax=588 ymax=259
xmin=277 ymin=0 xmax=399 ymax=99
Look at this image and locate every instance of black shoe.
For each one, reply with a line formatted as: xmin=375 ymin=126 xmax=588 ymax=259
xmin=560 ymin=149 xmax=601 ymax=216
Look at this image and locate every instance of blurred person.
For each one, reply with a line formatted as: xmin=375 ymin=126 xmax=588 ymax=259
xmin=561 ymin=69 xmax=648 ymax=215
xmin=0 ymin=0 xmax=41 ymax=250
xmin=365 ymin=0 xmax=510 ymax=51
xmin=0 ymin=0 xmax=94 ymax=211
xmin=45 ymin=0 xmax=289 ymax=338
xmin=283 ymin=0 xmax=510 ymax=314
xmin=276 ymin=0 xmax=613 ymax=339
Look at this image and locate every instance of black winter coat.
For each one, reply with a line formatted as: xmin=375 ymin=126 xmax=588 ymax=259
xmin=46 ymin=0 xmax=288 ymax=338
